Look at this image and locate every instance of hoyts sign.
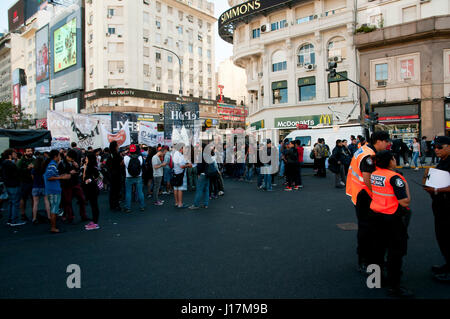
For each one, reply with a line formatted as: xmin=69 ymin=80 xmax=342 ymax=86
xmin=8 ymin=0 xmax=25 ymax=32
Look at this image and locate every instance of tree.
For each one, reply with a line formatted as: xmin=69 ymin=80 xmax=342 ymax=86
xmin=0 ymin=102 xmax=34 ymax=129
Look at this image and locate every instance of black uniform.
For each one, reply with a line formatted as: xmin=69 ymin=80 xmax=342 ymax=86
xmin=355 ymin=144 xmax=376 ymax=267
xmin=432 ymin=155 xmax=450 ymax=271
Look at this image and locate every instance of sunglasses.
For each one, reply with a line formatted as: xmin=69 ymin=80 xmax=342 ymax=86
xmin=435 ymin=144 xmax=447 ymax=150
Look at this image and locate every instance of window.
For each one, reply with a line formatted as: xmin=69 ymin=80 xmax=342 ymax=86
xmin=298 ymin=77 xmax=316 ymax=101
xmin=156 ymin=67 xmax=162 ymax=79
xmin=143 ymin=12 xmax=149 ymax=23
xmin=272 ymin=50 xmax=287 ymax=72
xmin=144 ymin=82 xmax=150 ymax=90
xmin=207 ymin=35 xmax=211 ymax=44
xmin=327 ymin=37 xmax=346 ymax=60
xmin=402 ymin=6 xmax=416 ymax=23
xmin=188 ymin=43 xmax=193 ymax=53
xmin=297 ymin=15 xmax=315 ymax=24
xmin=108 ymin=8 xmax=115 ymax=17
xmin=168 ymin=70 xmax=173 ymax=80
xmin=328 ymin=71 xmax=348 ymax=98
xmin=252 ymin=28 xmax=260 ymax=39
xmin=207 ymin=64 xmax=211 ymax=73
xmin=198 ymin=18 xmax=203 ymax=28
xmin=156 ymin=20 xmax=161 ymax=29
xmin=156 ymin=1 xmax=161 ymax=12
xmin=189 ymin=74 xmax=194 ymax=83
xmin=375 ymin=63 xmax=388 ymax=81
xmin=177 ymin=26 xmax=183 ymax=34
xmin=177 ymin=40 xmax=183 ymax=50
xmin=272 ymin=81 xmax=288 ymax=104
xmin=207 ymin=50 xmax=211 ymax=59
xmin=400 ymin=59 xmax=414 ymax=79
xmin=144 ymin=47 xmax=150 ymax=57
xmin=272 ymin=62 xmax=287 ymax=72
xmin=178 ymin=11 xmax=183 ymax=21
xmin=167 ymin=37 xmax=173 ymax=47
xmin=168 ymin=55 xmax=173 ymax=63
xmin=156 ymin=33 xmax=161 ymax=44
xmin=143 ymin=64 xmax=150 ymax=76
xmin=108 ymin=27 xmax=116 ymax=34
xmin=168 ymin=6 xmax=173 ymax=14
xmin=271 ymin=19 xmax=287 ymax=31
xmin=297 ymin=43 xmax=315 ymax=66
xmin=156 ymin=52 xmax=161 ymax=61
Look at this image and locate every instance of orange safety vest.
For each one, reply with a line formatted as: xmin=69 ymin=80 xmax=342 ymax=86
xmin=370 ymin=169 xmax=407 ymax=215
xmin=346 ymin=145 xmax=375 ymax=205
xmin=357 ymin=142 xmax=362 ymax=149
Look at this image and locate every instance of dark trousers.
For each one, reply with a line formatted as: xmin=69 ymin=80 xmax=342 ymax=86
xmin=297 ymin=162 xmax=303 ymax=186
xmin=317 ymin=158 xmax=326 ymax=177
xmin=86 ymin=191 xmax=100 ymax=224
xmin=355 ymin=190 xmax=373 ymax=264
xmin=370 ymin=210 xmax=409 ymax=287
xmin=209 ymin=174 xmax=219 ymax=196
xmin=286 ymin=163 xmax=296 ymax=187
xmin=109 ymin=177 xmax=121 ymax=209
xmin=62 ymin=184 xmax=87 ymax=221
xmin=433 ymin=197 xmax=450 ymax=266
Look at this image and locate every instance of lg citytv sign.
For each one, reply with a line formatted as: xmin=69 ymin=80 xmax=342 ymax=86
xmin=8 ymin=0 xmax=25 ymax=32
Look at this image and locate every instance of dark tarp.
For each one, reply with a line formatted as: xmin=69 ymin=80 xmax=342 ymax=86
xmin=0 ymin=129 xmax=52 ymax=148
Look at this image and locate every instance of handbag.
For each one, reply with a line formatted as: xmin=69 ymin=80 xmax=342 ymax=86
xmin=170 ymin=170 xmax=185 ymax=187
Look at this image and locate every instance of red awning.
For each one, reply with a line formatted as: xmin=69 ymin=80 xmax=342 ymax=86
xmin=379 ymin=115 xmax=420 ymax=124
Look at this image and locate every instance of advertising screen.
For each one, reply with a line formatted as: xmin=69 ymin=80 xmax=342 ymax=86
xmin=55 ymin=98 xmax=78 ymax=113
xmin=36 ymin=81 xmax=50 ymax=119
xmin=12 ymin=84 xmax=20 ymax=107
xmin=53 ymin=17 xmax=77 ymax=73
xmin=35 ymin=25 xmax=49 ymax=83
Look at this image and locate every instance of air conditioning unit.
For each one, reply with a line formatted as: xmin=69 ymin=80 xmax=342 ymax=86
xmin=329 ymin=55 xmax=343 ymax=63
xmin=143 ymin=0 xmax=150 ymax=4
xmin=257 ymin=72 xmax=263 ymax=77
xmin=106 ymin=33 xmax=110 ymax=37
xmin=117 ymin=34 xmax=122 ymax=38
xmin=144 ymin=71 xmax=150 ymax=76
xmin=198 ymin=35 xmax=203 ymax=41
xmin=118 ymin=69 xmax=124 ymax=73
xmin=143 ymin=37 xmax=149 ymax=42
xmin=284 ymin=21 xmax=289 ymax=28
xmin=377 ymin=80 xmax=387 ymax=87
xmin=260 ymin=24 xmax=271 ymax=33
xmin=304 ymin=64 xmax=315 ymax=71
xmin=110 ymin=71 xmax=114 ymax=75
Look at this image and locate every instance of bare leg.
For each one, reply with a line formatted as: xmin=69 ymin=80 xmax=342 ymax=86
xmin=44 ymin=196 xmax=51 ymax=220
xmin=50 ymin=214 xmax=59 ymax=233
xmin=32 ymin=196 xmax=39 ymax=221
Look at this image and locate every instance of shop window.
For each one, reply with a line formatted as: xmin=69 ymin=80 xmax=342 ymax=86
xmin=272 ymin=81 xmax=288 ymax=104
xmin=298 ymin=76 xmax=316 ymax=101
xmin=297 ymin=43 xmax=315 ymax=66
xmin=328 ymin=71 xmax=348 ymax=98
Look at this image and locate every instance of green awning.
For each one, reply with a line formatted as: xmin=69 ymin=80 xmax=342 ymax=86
xmin=272 ymin=80 xmax=288 ymax=90
xmin=298 ymin=76 xmax=316 ymax=86
xmin=328 ymin=71 xmax=348 ymax=83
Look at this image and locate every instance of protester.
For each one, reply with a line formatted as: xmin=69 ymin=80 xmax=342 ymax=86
xmin=31 ymin=156 xmax=51 ymax=224
xmin=144 ymin=146 xmax=157 ymax=198
xmin=342 ymin=139 xmax=352 ymax=174
xmin=172 ymin=144 xmax=192 ymax=208
xmin=284 ymin=141 xmax=298 ymax=191
xmin=44 ymin=150 xmax=71 ymax=233
xmin=106 ymin=141 xmax=123 ymax=211
xmin=162 ymin=147 xmax=173 ymax=195
xmin=59 ymin=149 xmax=88 ymax=223
xmin=295 ymin=140 xmax=304 ymax=188
xmin=1 ymin=149 xmax=24 ymax=227
xmin=261 ymin=140 xmax=274 ymax=191
xmin=411 ymin=137 xmax=421 ymax=170
xmin=330 ymin=139 xmax=346 ymax=188
xmin=348 ymin=136 xmax=358 ymax=155
xmin=123 ymin=144 xmax=145 ymax=213
xmin=82 ymin=153 xmax=101 ymax=230
xmin=189 ymin=148 xmax=210 ymax=209
xmin=187 ymin=145 xmax=198 ymax=191
xmin=314 ymin=138 xmax=327 ymax=177
xmin=420 ymin=136 xmax=428 ymax=166
xmin=17 ymin=148 xmax=35 ymax=222
xmin=152 ymin=147 xmax=167 ymax=206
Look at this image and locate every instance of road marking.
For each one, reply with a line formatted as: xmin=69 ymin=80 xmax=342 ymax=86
xmin=337 ymin=223 xmax=358 ymax=231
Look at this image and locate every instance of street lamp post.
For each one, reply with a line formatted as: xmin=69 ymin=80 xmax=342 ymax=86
xmin=153 ymin=45 xmax=183 ymax=97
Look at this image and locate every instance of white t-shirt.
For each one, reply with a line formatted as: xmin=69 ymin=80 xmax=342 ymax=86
xmin=152 ymin=154 xmax=164 ymax=177
xmin=172 ymin=150 xmax=187 ymax=175
xmin=124 ymin=155 xmax=143 ymax=178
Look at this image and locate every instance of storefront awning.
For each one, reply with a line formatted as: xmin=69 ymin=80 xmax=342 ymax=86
xmin=379 ymin=115 xmax=420 ymax=124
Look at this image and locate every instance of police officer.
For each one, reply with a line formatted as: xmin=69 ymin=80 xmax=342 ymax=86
xmin=370 ymin=150 xmax=413 ymax=298
xmin=422 ymin=136 xmax=450 ymax=281
xmin=346 ymin=131 xmax=390 ymax=271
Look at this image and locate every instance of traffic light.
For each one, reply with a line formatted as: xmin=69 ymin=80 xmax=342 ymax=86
xmin=327 ymin=61 xmax=337 ymax=78
xmin=369 ymin=112 xmax=379 ymax=125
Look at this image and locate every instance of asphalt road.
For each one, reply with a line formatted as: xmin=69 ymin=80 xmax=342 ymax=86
xmin=0 ymin=168 xmax=448 ymax=299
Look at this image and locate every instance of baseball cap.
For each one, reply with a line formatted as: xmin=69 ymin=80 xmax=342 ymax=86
xmin=129 ymin=144 xmax=137 ymax=153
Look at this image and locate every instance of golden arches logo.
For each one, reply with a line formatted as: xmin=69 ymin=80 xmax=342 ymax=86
xmin=320 ymin=114 xmax=332 ymax=125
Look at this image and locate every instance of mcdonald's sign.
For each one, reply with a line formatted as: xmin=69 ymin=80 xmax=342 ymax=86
xmin=319 ymin=114 xmax=332 ymax=125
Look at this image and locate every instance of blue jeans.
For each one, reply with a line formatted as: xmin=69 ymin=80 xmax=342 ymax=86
xmin=256 ymin=167 xmax=263 ymax=187
xmin=279 ymin=160 xmax=285 ymax=176
xmin=264 ymin=174 xmax=272 ymax=191
xmin=412 ymin=151 xmax=419 ymax=167
xmin=245 ymin=164 xmax=254 ymax=181
xmin=6 ymin=187 xmax=21 ymax=223
xmin=125 ymin=177 xmax=145 ymax=210
xmin=193 ymin=174 xmax=210 ymax=207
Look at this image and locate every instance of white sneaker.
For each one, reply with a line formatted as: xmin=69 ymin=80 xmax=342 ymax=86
xmin=218 ymin=191 xmax=224 ymax=196
xmin=340 ymin=181 xmax=345 ymax=186
xmin=414 ymin=167 xmax=419 ymax=171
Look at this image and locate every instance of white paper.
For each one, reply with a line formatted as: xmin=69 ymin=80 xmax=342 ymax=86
xmin=425 ymin=168 xmax=450 ymax=188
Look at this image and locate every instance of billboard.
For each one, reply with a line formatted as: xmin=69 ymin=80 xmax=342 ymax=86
xmin=36 ymin=81 xmax=50 ymax=119
xmin=12 ymin=84 xmax=21 ymax=107
xmin=50 ymin=9 xmax=84 ymax=96
xmin=25 ymin=0 xmax=48 ymax=21
xmin=164 ymin=102 xmax=200 ymax=141
xmin=53 ymin=18 xmax=77 ymax=73
xmin=8 ymin=0 xmax=25 ymax=32
xmin=55 ymin=97 xmax=78 ymax=113
xmin=35 ymin=25 xmax=49 ymax=83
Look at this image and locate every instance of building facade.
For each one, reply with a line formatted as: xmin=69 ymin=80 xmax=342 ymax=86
xmin=355 ymin=0 xmax=450 ymax=139
xmin=0 ymin=34 xmax=12 ymax=103
xmin=83 ymin=0 xmax=218 ymax=125
xmin=220 ymin=0 xmax=360 ymax=142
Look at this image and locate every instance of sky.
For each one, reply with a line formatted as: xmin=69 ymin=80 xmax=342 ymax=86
xmin=0 ymin=0 xmax=234 ymax=69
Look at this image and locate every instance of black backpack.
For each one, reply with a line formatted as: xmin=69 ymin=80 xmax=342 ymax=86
xmin=206 ymin=162 xmax=218 ymax=177
xmin=127 ymin=155 xmax=142 ymax=177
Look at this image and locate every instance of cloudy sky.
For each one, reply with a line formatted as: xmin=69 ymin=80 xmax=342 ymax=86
xmin=0 ymin=0 xmax=233 ymax=69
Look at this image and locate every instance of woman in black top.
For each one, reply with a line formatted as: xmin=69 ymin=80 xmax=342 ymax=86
xmin=82 ymin=153 xmax=100 ymax=230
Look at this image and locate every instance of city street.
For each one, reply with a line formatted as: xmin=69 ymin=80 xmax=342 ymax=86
xmin=0 ymin=168 xmax=448 ymax=299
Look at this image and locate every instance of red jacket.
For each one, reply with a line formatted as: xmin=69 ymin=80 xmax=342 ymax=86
xmin=297 ymin=146 xmax=304 ymax=163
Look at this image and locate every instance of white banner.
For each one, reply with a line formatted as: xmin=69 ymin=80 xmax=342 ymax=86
xmin=101 ymin=120 xmax=131 ymax=149
xmin=47 ymin=110 xmax=106 ymax=149
xmin=138 ymin=121 xmax=164 ymax=147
